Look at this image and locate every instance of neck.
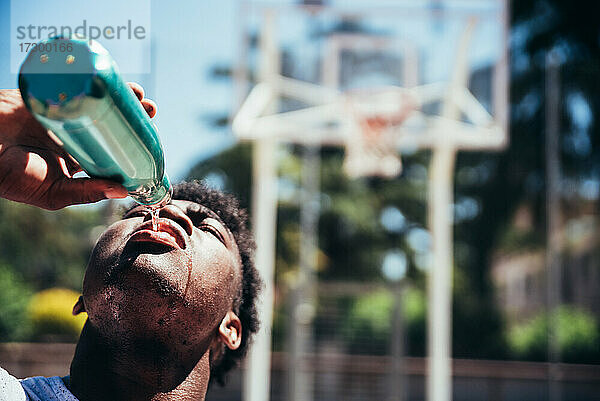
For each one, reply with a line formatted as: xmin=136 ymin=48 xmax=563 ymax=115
xmin=68 ymin=322 xmax=211 ymax=401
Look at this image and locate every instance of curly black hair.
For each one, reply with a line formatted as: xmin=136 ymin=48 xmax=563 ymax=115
xmin=124 ymin=180 xmax=261 ymax=385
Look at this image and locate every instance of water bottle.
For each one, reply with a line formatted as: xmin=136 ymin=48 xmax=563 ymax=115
xmin=18 ymin=36 xmax=172 ymax=207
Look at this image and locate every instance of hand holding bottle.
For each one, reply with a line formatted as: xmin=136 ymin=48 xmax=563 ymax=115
xmin=0 ymin=82 xmax=157 ymax=210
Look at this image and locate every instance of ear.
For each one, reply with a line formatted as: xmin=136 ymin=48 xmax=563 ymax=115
xmin=217 ymin=311 xmax=242 ymax=350
xmin=72 ymin=296 xmax=86 ymax=316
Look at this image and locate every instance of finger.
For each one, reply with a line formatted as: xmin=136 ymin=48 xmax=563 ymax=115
xmin=141 ymin=99 xmax=157 ymax=118
xmin=46 ymin=178 xmax=128 ymax=210
xmin=22 ymin=127 xmax=79 ymax=172
xmin=54 ymin=149 xmax=82 ymax=175
xmin=63 ymin=154 xmax=82 ymax=175
xmin=57 ymin=157 xmax=73 ymax=178
xmin=127 ymin=82 xmax=144 ymax=101
xmin=51 ymin=147 xmax=81 ymax=176
xmin=18 ymin=120 xmax=66 ymax=155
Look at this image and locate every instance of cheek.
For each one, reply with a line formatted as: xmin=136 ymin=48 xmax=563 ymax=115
xmin=83 ymin=221 xmax=137 ymax=293
xmin=92 ymin=220 xmax=136 ymax=260
xmin=186 ymin=245 xmax=238 ymax=324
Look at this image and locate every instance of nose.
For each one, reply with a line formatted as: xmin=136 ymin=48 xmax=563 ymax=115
xmin=143 ymin=205 xmax=194 ymax=236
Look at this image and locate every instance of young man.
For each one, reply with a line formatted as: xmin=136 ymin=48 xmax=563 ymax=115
xmin=0 ymin=87 xmax=261 ymax=400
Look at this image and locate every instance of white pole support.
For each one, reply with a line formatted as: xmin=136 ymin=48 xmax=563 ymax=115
xmin=243 ymin=138 xmax=278 ymax=401
xmin=427 ymin=17 xmax=476 ymax=401
xmin=243 ymin=9 xmax=279 ymax=401
xmin=427 ymin=145 xmax=456 ymax=401
xmin=231 ymin=7 xmax=508 ymax=401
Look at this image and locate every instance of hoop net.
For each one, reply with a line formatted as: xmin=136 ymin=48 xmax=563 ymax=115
xmin=343 ymin=87 xmax=417 ymax=178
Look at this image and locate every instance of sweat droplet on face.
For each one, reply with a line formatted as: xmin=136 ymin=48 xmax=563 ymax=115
xmin=183 ymin=251 xmax=193 ymax=299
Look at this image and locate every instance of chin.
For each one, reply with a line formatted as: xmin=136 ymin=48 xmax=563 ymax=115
xmin=85 ymin=283 xmax=175 ymax=338
xmin=84 ymin=264 xmax=208 ymax=348
xmin=81 ymin=283 xmax=211 ymax=392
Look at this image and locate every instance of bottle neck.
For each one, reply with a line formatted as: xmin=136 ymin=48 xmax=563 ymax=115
xmin=130 ymin=174 xmax=172 ymax=207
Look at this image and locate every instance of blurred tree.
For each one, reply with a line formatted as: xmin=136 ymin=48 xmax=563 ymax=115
xmin=186 ymin=143 xmax=253 ymax=211
xmin=0 ymin=264 xmax=32 ymax=341
xmin=28 ymin=288 xmax=86 ymax=342
xmin=0 ymin=199 xmax=105 ymax=291
xmin=341 ymin=286 xmax=426 ymax=356
xmin=450 ymin=0 xmax=600 ymax=360
xmin=188 ymin=0 xmax=600 ymax=363
xmin=507 ymin=306 xmax=599 ymax=364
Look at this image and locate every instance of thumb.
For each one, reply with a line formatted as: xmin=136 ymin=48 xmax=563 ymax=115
xmin=45 ymin=178 xmax=128 ymax=210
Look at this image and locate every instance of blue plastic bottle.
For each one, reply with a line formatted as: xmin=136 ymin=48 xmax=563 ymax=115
xmin=18 ymin=36 xmax=172 ymax=207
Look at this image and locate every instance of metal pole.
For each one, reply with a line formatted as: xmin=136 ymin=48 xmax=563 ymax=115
xmin=233 ymin=0 xmax=250 ymax=112
xmin=545 ymin=50 xmax=562 ymax=401
xmin=493 ymin=0 xmax=510 ymax=137
xmin=288 ymin=145 xmax=320 ymax=401
xmin=389 ymin=281 xmax=406 ymax=401
xmin=426 ymin=20 xmax=475 ymax=401
xmin=427 ymin=146 xmax=456 ymax=401
xmin=243 ymin=9 xmax=279 ymax=401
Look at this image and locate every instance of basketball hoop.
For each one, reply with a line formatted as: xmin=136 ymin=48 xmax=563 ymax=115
xmin=343 ymin=87 xmax=418 ymax=178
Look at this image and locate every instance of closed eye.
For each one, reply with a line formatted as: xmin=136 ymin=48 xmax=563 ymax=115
xmin=199 ymin=220 xmax=226 ymax=245
xmin=185 ymin=206 xmax=229 ymax=246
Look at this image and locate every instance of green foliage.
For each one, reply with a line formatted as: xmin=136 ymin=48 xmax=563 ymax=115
xmin=452 ymin=268 xmax=507 ymax=359
xmin=0 ymin=199 xmax=105 ymax=290
xmin=350 ymin=290 xmax=393 ymax=332
xmin=497 ymin=227 xmax=545 ymax=254
xmin=187 ymin=144 xmax=429 ymax=282
xmin=186 ymin=143 xmax=253 ymax=210
xmin=342 ymin=289 xmax=393 ymax=355
xmin=186 ymin=141 xmax=508 ymax=359
xmin=0 ymin=264 xmax=33 ymax=341
xmin=28 ymin=288 xmax=87 ymax=342
xmin=507 ymin=306 xmax=600 ymax=363
xmin=188 ymin=0 xmax=600 ymax=362
xmin=404 ymin=286 xmax=427 ymax=356
xmin=342 ymin=287 xmax=426 ymax=356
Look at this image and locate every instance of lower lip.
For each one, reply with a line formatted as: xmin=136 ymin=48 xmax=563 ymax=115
xmin=129 ymin=229 xmax=180 ymax=249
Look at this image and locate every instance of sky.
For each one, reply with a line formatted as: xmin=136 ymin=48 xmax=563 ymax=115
xmin=0 ymin=0 xmax=504 ymax=182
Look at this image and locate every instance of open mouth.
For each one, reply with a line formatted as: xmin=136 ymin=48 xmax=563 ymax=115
xmin=128 ymin=219 xmax=187 ymax=250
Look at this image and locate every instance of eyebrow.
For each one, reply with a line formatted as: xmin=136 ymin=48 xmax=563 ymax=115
xmin=194 ymin=205 xmax=236 ymax=245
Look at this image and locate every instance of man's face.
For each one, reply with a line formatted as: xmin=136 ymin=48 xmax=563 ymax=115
xmin=81 ymin=199 xmax=242 ymax=357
